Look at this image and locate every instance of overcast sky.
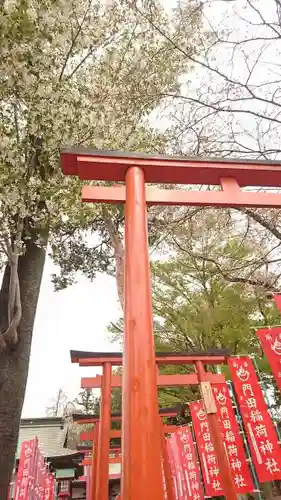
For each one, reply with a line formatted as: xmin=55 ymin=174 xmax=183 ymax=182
xmin=22 ymin=257 xmax=121 ymax=417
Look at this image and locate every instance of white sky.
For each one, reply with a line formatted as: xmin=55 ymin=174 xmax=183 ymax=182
xmin=22 ymin=257 xmax=121 ymax=417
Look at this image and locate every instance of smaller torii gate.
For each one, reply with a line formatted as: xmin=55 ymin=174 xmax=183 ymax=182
xmin=73 ymin=407 xmax=189 ymax=500
xmin=71 ymin=349 xmax=233 ymax=499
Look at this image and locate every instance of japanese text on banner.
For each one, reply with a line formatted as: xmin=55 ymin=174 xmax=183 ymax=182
xmin=174 ymin=427 xmax=203 ymax=500
xmin=190 ymin=401 xmax=224 ymax=497
xmin=228 ymin=356 xmax=281 ymax=482
xmin=212 ymin=382 xmax=254 ymax=494
xmin=14 ymin=440 xmax=34 ymax=500
xmin=167 ymin=437 xmax=180 ymax=499
xmin=169 ymin=432 xmax=188 ymax=499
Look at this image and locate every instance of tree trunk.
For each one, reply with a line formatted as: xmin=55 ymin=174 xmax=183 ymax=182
xmin=102 ymin=208 xmax=125 ymax=309
xmin=0 ymin=230 xmax=48 ymax=497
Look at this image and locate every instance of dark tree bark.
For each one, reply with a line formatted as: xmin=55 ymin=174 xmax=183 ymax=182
xmin=0 ymin=228 xmax=48 ymax=497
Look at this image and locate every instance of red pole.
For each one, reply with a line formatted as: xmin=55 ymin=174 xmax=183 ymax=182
xmin=122 ymin=166 xmax=164 ymax=499
xmin=95 ymin=362 xmax=112 ymax=500
xmin=195 ymin=361 xmax=237 ymax=500
xmin=91 ymin=422 xmax=99 ymax=500
xmin=160 ymin=420 xmax=175 ymax=500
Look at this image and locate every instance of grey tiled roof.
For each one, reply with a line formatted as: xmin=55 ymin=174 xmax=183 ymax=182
xmin=17 ymin=417 xmax=76 ymax=459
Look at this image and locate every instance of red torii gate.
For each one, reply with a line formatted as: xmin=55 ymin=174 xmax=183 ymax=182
xmin=61 ymin=149 xmax=281 ymax=499
xmin=71 ymin=349 xmax=229 ymax=500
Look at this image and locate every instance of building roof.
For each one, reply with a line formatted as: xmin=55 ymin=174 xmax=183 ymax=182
xmin=17 ymin=417 xmax=77 ymax=459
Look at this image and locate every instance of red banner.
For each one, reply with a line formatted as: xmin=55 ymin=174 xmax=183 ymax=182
xmin=212 ymin=382 xmax=254 ymax=494
xmin=14 ymin=440 xmax=35 ymax=500
xmin=190 ymin=401 xmax=224 ymax=497
xmin=44 ymin=473 xmax=55 ymax=500
xmin=14 ymin=439 xmax=56 ymax=500
xmin=169 ymin=432 xmax=187 ymax=499
xmin=228 ymin=356 xmax=281 ymax=482
xmin=174 ymin=427 xmax=204 ymax=500
xmin=167 ymin=437 xmax=179 ymax=499
xmin=257 ymin=326 xmax=281 ymax=393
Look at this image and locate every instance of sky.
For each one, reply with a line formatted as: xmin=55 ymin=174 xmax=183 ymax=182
xmin=22 ymin=257 xmax=121 ymax=417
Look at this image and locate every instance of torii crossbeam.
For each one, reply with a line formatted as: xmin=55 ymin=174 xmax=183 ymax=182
xmin=61 ymin=148 xmax=281 ymax=500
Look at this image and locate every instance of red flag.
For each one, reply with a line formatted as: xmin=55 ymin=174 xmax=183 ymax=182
xmin=169 ymin=432 xmax=187 ymax=499
xmin=167 ymin=437 xmax=179 ymax=499
xmin=228 ymin=356 xmax=281 ymax=482
xmin=14 ymin=440 xmax=34 ymax=500
xmin=174 ymin=427 xmax=204 ymax=500
xmin=29 ymin=437 xmax=38 ymax=499
xmin=212 ymin=382 xmax=254 ymax=494
xmin=190 ymin=401 xmax=224 ymax=497
xmin=257 ymin=326 xmax=281 ymax=393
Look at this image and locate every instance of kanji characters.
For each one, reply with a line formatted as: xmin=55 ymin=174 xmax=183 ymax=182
xmin=230 ymin=458 xmax=242 ymax=471
xmin=210 ymin=467 xmax=220 ymax=477
xmin=223 ymin=419 xmax=231 ymax=430
xmin=242 ymin=384 xmax=254 ymax=397
xmin=203 ymin=432 xmax=211 ymax=442
xmin=212 ymin=479 xmax=222 ymax=491
xmin=246 ymin=397 xmax=257 ymax=409
xmin=189 ymin=471 xmax=197 ymax=481
xmin=249 ymin=409 xmax=263 ymax=423
xmin=200 ymin=421 xmax=208 ymax=432
xmin=207 ymin=454 xmax=216 ymax=465
xmin=266 ymin=457 xmax=280 ymax=474
xmin=260 ymin=440 xmax=274 ymax=455
xmin=187 ymin=461 xmax=195 ymax=471
xmin=227 ymin=444 xmax=238 ymax=456
xmin=234 ymin=474 xmax=246 ymax=488
xmin=220 ymin=406 xmax=229 ymax=418
xmin=225 ymin=431 xmax=236 ymax=443
xmin=204 ymin=442 xmax=214 ymax=452
xmin=255 ymin=424 xmax=268 ymax=438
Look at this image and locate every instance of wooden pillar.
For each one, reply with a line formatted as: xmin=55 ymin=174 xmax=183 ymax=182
xmin=121 ymin=166 xmax=164 ymax=499
xmin=195 ymin=361 xmax=237 ymax=500
xmin=95 ymin=362 xmax=111 ymax=500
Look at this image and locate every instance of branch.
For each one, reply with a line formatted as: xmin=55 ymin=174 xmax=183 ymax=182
xmin=0 ymin=220 xmax=24 ymax=349
xmin=236 ymin=208 xmax=281 ymax=242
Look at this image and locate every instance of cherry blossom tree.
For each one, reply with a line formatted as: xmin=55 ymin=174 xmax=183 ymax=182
xmin=0 ymin=0 xmax=203 ymax=493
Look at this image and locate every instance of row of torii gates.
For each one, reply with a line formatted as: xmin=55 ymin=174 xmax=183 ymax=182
xmin=60 ymin=148 xmax=281 ymax=499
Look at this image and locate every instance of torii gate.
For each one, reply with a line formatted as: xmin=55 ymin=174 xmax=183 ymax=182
xmin=61 ymin=149 xmax=281 ymax=499
xmin=71 ymin=349 xmax=227 ymax=500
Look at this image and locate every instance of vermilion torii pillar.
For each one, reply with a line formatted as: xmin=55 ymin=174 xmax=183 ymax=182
xmin=61 ymin=149 xmax=281 ymax=499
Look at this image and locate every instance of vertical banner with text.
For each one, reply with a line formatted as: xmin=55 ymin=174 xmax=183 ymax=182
xmin=190 ymin=401 xmax=224 ymax=497
xmin=169 ymin=432 xmax=187 ymax=499
xmin=44 ymin=473 xmax=55 ymax=500
xmin=14 ymin=440 xmax=34 ymax=500
xmin=212 ymin=382 xmax=254 ymax=494
xmin=167 ymin=437 xmax=179 ymax=499
xmin=257 ymin=327 xmax=281 ymax=393
xmin=174 ymin=427 xmax=204 ymax=500
xmin=228 ymin=356 xmax=281 ymax=482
